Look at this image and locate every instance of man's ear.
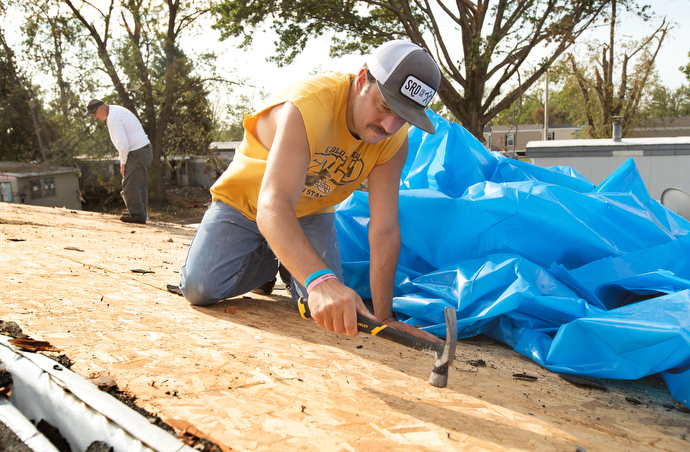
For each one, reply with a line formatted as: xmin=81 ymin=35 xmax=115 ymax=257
xmin=354 ymin=67 xmax=368 ymax=92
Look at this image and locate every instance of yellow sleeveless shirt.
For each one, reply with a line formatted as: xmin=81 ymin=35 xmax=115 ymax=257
xmin=210 ymin=73 xmax=408 ymax=220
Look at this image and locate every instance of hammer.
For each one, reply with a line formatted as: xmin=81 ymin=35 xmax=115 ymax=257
xmin=298 ymin=297 xmax=458 ymax=388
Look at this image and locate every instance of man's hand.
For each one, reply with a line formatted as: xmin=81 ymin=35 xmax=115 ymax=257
xmin=378 ymin=316 xmax=444 ymax=344
xmin=307 ymin=279 xmax=376 ymax=337
xmin=120 ymin=163 xmax=126 ymax=176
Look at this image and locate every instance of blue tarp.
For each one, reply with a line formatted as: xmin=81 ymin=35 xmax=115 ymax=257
xmin=335 ymin=111 xmax=690 ymax=407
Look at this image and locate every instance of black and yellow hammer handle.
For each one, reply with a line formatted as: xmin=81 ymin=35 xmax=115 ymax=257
xmin=298 ymin=296 xmax=443 ymax=355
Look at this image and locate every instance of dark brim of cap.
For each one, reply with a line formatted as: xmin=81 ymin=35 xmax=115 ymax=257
xmin=377 ymin=81 xmax=435 ymax=134
xmin=84 ymin=101 xmax=104 ymax=116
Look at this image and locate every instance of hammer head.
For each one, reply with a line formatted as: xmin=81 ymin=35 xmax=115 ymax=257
xmin=428 ymin=306 xmax=457 ymax=388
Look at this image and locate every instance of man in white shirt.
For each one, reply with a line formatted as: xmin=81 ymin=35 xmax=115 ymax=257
xmin=86 ymin=99 xmax=152 ymax=224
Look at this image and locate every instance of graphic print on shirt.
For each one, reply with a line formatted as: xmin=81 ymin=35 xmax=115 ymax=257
xmin=303 ymin=146 xmax=364 ymax=198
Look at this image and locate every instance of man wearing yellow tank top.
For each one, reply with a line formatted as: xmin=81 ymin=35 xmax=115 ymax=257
xmin=179 ymin=40 xmax=442 ymax=343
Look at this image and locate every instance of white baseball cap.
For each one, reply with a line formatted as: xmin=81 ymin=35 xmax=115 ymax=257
xmin=367 ymin=40 xmax=441 ymax=134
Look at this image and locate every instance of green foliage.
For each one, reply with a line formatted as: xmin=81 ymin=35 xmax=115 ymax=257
xmin=3 ymin=0 xmax=113 ymax=164
xmin=160 ymin=79 xmax=214 ymax=158
xmin=211 ymin=89 xmax=270 ymax=142
xmin=493 ymin=94 xmax=545 ymax=126
xmin=78 ymin=162 xmax=124 ymax=211
xmin=640 ymin=83 xmax=690 ymax=118
xmin=212 ymin=0 xmax=396 ymax=66
xmin=212 ymin=122 xmax=244 ymax=142
xmin=427 ymin=99 xmax=457 ymax=124
xmin=149 ymin=45 xmax=214 ymax=158
xmin=2 ymin=0 xmax=231 ymax=208
xmin=493 ymin=68 xmax=589 ymax=128
xmin=211 ymin=0 xmax=619 ymax=139
xmin=559 ymin=3 xmax=670 ymax=140
xmin=681 ymin=52 xmax=690 ymax=82
xmin=0 ymin=37 xmax=39 ymax=161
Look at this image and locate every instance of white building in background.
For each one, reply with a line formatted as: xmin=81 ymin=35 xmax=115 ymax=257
xmin=172 ymin=141 xmax=240 ymax=188
xmin=0 ymin=162 xmax=82 ymax=210
xmin=485 ymin=116 xmax=690 ymax=158
xmin=76 ymin=140 xmax=242 ymax=191
xmin=526 ymin=136 xmax=690 ymax=201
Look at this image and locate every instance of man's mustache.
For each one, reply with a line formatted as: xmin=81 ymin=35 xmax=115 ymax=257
xmin=369 ymin=124 xmax=390 ymax=136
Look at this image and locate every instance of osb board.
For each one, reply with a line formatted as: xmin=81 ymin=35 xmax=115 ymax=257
xmin=1 ymin=202 xmax=688 ymax=452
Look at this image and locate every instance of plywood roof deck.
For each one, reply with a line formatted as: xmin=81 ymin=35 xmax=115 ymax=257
xmin=1 ymin=202 xmax=688 ymax=451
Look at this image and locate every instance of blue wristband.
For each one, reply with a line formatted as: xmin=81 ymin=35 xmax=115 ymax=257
xmin=304 ymin=269 xmax=334 ymax=288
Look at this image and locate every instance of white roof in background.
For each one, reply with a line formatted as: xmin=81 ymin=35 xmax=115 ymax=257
xmin=526 ymin=136 xmax=690 ymax=148
xmin=0 ymin=162 xmax=78 ymax=177
xmin=209 ymin=141 xmax=242 ymax=151
xmin=74 ymin=155 xmax=119 ymax=162
xmin=491 ymin=123 xmax=578 ymax=132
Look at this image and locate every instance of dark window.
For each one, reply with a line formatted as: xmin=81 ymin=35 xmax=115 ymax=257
xmin=43 ymin=178 xmax=55 ymax=197
xmin=30 ymin=180 xmax=42 ymax=199
xmin=0 ymin=182 xmax=12 ymax=202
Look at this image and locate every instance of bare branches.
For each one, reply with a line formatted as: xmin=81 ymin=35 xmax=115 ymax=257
xmin=212 ymin=0 xmax=613 ymax=138
xmin=563 ymin=6 xmax=670 ymax=139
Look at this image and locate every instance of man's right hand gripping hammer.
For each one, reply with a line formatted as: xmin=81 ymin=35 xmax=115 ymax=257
xmin=298 ymin=296 xmax=458 ymax=388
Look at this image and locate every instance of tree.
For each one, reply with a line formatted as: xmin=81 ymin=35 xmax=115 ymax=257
xmin=493 ymin=92 xmax=545 ymax=126
xmin=58 ymin=0 xmax=214 ymax=206
xmin=0 ymin=28 xmax=40 ymax=162
xmin=492 ymin=61 xmax=598 ymax=128
xmin=641 ymin=83 xmax=690 ymax=119
xmin=211 ymin=87 xmax=269 ymax=142
xmin=681 ymin=52 xmax=690 ymax=81
xmin=211 ymin=0 xmax=634 ymax=140
xmin=17 ymin=2 xmax=104 ymax=165
xmin=565 ymin=0 xmax=668 ymax=138
xmin=116 ymin=39 xmax=215 ymax=161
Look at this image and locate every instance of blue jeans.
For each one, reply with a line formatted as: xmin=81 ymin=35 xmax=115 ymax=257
xmin=179 ymin=200 xmax=343 ymax=305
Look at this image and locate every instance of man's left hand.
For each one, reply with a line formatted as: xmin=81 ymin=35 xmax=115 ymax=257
xmin=378 ymin=316 xmax=444 ymax=344
xmin=120 ymin=163 xmax=125 ymax=176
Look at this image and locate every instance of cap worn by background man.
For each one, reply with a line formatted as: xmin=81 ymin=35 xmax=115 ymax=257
xmin=367 ymin=40 xmax=442 ymax=134
xmin=85 ymin=99 xmax=104 ymax=116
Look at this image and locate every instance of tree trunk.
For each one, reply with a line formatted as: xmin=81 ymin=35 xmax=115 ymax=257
xmin=567 ymin=0 xmax=668 ymax=138
xmin=63 ymin=0 xmax=173 ymax=206
xmin=27 ymin=96 xmax=53 ymax=162
xmin=147 ymin=0 xmax=180 ymax=207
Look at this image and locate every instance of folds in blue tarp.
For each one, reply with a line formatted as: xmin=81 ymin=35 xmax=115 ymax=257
xmin=335 ymin=110 xmax=690 ymax=407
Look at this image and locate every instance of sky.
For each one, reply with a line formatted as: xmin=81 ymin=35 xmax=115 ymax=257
xmin=590 ymin=0 xmax=690 ymax=89
xmin=197 ymin=0 xmax=690 ymax=104
xmin=5 ymin=1 xmax=690 ymax=112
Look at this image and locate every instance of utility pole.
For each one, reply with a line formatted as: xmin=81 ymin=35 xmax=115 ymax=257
xmin=543 ymin=71 xmax=549 ymax=141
